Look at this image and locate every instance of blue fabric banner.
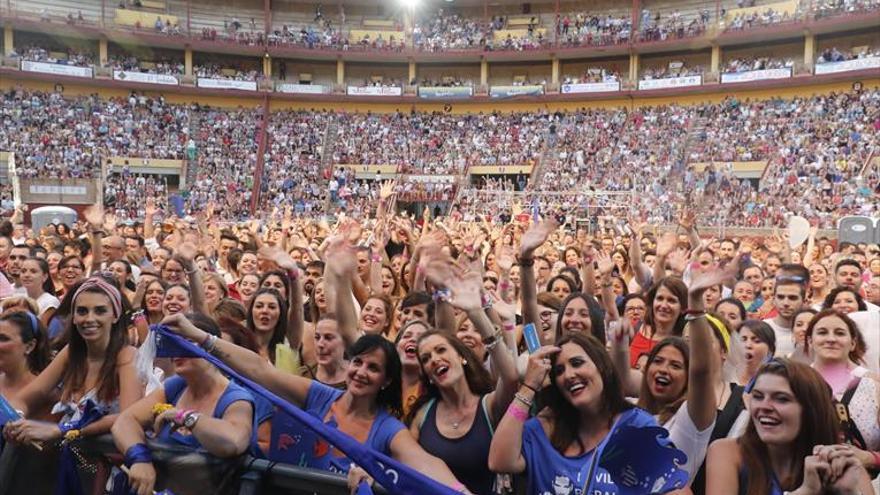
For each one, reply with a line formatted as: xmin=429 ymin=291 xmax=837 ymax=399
xmin=152 ymin=327 xmax=461 ymax=495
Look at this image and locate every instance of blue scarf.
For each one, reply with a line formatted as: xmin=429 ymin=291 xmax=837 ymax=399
xmin=55 ymin=399 xmax=107 ymax=495
xmin=152 ymin=326 xmax=460 ymax=495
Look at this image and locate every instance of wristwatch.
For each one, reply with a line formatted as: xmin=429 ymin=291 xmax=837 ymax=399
xmin=183 ymin=411 xmax=201 ymax=430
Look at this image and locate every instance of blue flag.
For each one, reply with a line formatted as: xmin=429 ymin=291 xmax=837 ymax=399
xmin=168 ymin=194 xmax=185 ymax=217
xmin=56 ymin=399 xmax=109 ymax=495
xmin=585 ymin=408 xmax=688 ymax=495
xmin=0 ymin=393 xmax=20 ymax=427
xmin=152 ymin=326 xmax=461 ymax=495
xmin=356 ymin=481 xmax=374 ymax=495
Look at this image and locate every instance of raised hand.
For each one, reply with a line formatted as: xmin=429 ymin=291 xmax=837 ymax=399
xmin=595 ymin=250 xmax=615 ymax=277
xmin=444 ymin=270 xmax=484 ymax=313
xmin=259 ymin=245 xmax=297 ymax=271
xmin=688 ymin=258 xmax=739 ymax=295
xmin=379 ymin=180 xmax=396 ymax=201
xmin=666 ymin=248 xmax=691 ymax=275
xmin=175 ymin=242 xmax=198 ymax=263
xmin=520 ymin=220 xmax=558 ymax=257
xmin=145 ymin=197 xmax=158 ymax=217
xmin=523 ymin=346 xmax=560 ymax=390
xmin=655 ymin=232 xmax=677 ymax=258
xmin=83 ymin=203 xmax=104 ymax=230
xmin=496 ymin=245 xmax=516 ymax=273
xmin=323 ymin=236 xmax=358 ymax=278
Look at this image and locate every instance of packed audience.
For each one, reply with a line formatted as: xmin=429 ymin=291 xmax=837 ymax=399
xmin=267 ymin=21 xmax=344 ymax=49
xmin=641 ymin=63 xmax=704 ymax=80
xmin=557 ymin=13 xmax=632 ymax=47
xmin=561 ymin=67 xmax=621 ymax=84
xmin=104 ymin=171 xmax=169 ymax=221
xmin=723 ymin=7 xmax=793 ymax=31
xmin=106 ymin=55 xmax=185 ymax=75
xmin=638 ymin=9 xmax=707 ymax=42
xmin=0 ymin=90 xmax=190 ymax=179
xmin=193 ymin=63 xmax=260 ymax=81
xmin=722 ymin=56 xmax=794 ymax=73
xmin=817 ymin=45 xmax=880 ymax=64
xmin=10 ymin=45 xmax=94 ymax=67
xmin=0 ymin=171 xmax=878 ymax=495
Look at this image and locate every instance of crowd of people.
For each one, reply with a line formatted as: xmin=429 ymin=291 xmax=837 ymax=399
xmin=106 ymin=55 xmax=185 ymax=76
xmin=556 ymin=13 xmax=632 ymax=47
xmin=817 ymin=45 xmax=880 ymax=64
xmin=722 ymin=55 xmax=794 ymax=73
xmin=0 ymin=178 xmax=877 ymax=495
xmin=722 ymin=7 xmax=793 ymax=31
xmin=9 ymin=45 xmax=94 ymax=67
xmin=641 ymin=62 xmax=704 ymax=80
xmin=1 ymin=86 xmax=878 ymax=229
xmin=638 ymin=9 xmax=708 ymax=42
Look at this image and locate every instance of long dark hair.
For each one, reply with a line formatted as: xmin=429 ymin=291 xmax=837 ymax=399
xmin=349 ymin=335 xmax=403 ymax=418
xmin=556 ymin=292 xmax=606 ymax=345
xmin=821 ymin=287 xmax=867 ymax=312
xmin=644 ymin=277 xmax=688 ymax=336
xmin=62 ymin=275 xmax=132 ymax=404
xmin=545 ymin=333 xmax=633 ymax=454
xmin=637 ymin=336 xmax=689 ymax=425
xmin=405 ymin=330 xmax=494 ymax=425
xmin=738 ymin=359 xmax=839 ymax=494
xmin=1 ymin=311 xmax=50 ymax=373
xmin=25 ymin=257 xmax=56 ymax=296
xmin=258 ymin=270 xmax=291 ymax=299
xmin=246 ymin=288 xmax=289 ymax=364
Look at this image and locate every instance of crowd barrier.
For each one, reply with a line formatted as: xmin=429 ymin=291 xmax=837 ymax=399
xmin=0 ymin=434 xmax=389 ymax=495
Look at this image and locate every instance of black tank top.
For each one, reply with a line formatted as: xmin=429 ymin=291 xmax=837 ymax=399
xmin=418 ymin=396 xmax=494 ymax=495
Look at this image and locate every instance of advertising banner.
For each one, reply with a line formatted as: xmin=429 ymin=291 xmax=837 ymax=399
xmin=489 ymin=85 xmax=544 ymax=98
xmin=721 ymin=68 xmax=791 ymax=83
xmin=113 ymin=70 xmax=179 ymax=85
xmin=197 ymin=78 xmax=258 ymax=91
xmin=814 ymin=57 xmax=880 ymax=75
xmin=21 ymin=60 xmax=93 ymax=78
xmin=346 ymin=86 xmax=403 ymax=96
xmin=561 ymin=81 xmax=620 ymax=93
xmin=638 ymin=75 xmax=702 ymax=90
xmin=276 ymin=83 xmax=326 ymax=94
xmin=417 ymin=86 xmax=473 ymax=99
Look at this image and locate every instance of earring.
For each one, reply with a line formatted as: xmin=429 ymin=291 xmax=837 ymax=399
xmin=462 ymin=360 xmax=468 ymax=366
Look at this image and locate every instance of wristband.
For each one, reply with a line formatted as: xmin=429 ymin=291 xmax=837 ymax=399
xmin=124 ymin=443 xmax=153 ymax=467
xmin=432 ymin=288 xmax=450 ymax=303
xmin=521 ymin=382 xmax=540 ymax=394
xmin=62 ymin=429 xmax=81 ymax=443
xmin=684 ymin=312 xmax=707 ymax=322
xmin=872 ymin=451 xmax=880 ymax=468
xmin=499 ymin=280 xmax=511 ymax=291
xmin=507 ymin=402 xmax=530 ymax=423
xmin=201 ymin=334 xmax=218 ymax=354
xmin=174 ymin=409 xmax=194 ymax=427
xmin=517 ymin=257 xmax=534 ymax=267
xmin=502 ymin=323 xmax=515 ymax=332
xmin=371 ymin=254 xmax=382 ymax=263
xmin=58 ymin=421 xmax=78 ymax=436
xmin=287 ymin=269 xmax=299 ymax=281
xmin=514 ymin=392 xmax=534 ymax=408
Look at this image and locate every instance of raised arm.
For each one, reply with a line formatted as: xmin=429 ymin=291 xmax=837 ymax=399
xmin=607 ymin=320 xmax=643 ymax=396
xmin=143 ymin=197 xmax=157 ymax=240
xmin=258 ymin=246 xmax=305 ymax=350
xmin=653 ymin=232 xmax=677 ymax=284
xmin=161 ymin=313 xmax=312 ymax=407
xmin=518 ymin=220 xmax=557 ymax=337
xmin=322 ymin=239 xmax=363 ymax=348
xmin=595 ymin=251 xmax=620 ymax=322
xmin=686 ymin=261 xmax=739 ymax=431
xmin=176 ymin=242 xmax=207 ymax=315
xmin=488 ymin=346 xmax=558 ymax=474
xmin=629 ymin=224 xmax=651 ymax=289
xmin=83 ymin=204 xmax=105 ymax=275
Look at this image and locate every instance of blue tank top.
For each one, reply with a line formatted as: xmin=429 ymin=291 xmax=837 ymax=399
xmin=737 ymin=465 xmax=784 ymax=495
xmin=269 ymin=381 xmax=405 ymax=475
xmin=418 ymin=396 xmax=494 ymax=495
xmin=521 ymin=408 xmax=656 ymax=495
xmin=158 ymin=375 xmax=258 ymax=455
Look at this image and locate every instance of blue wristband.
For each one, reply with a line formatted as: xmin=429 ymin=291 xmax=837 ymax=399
xmin=58 ymin=421 xmax=77 ymax=435
xmin=124 ymin=443 xmax=153 ymax=467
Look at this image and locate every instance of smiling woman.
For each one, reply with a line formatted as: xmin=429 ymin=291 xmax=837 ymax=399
xmin=3 ymin=275 xmax=143 ymax=492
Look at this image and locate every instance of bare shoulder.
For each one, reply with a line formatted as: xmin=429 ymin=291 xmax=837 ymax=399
xmin=707 ymin=437 xmax=741 ymax=464
xmin=116 ymin=345 xmax=139 ymax=366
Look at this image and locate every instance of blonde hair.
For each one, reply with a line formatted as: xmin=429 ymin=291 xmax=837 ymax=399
xmin=0 ymin=295 xmax=40 ymax=316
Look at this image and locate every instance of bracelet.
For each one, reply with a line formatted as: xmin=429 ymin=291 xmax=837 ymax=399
xmin=872 ymin=450 xmax=880 ymax=469
xmin=684 ymin=312 xmax=707 ymax=322
xmin=151 ymin=403 xmax=174 ymax=416
xmin=506 ymin=402 xmax=530 ymax=423
xmin=62 ymin=429 xmax=81 ymax=443
xmin=517 ymin=257 xmax=534 ymax=267
xmin=287 ymin=269 xmax=299 ymax=281
xmin=432 ymin=288 xmax=450 ymax=303
xmin=498 ymin=280 xmax=511 ymax=291
xmin=371 ymin=254 xmax=382 ymax=263
xmin=521 ymin=382 xmax=540 ymax=394
xmin=174 ymin=408 xmax=194 ymax=427
xmin=502 ymin=323 xmax=515 ymax=333
xmin=514 ymin=392 xmax=534 ymax=408
xmin=124 ymin=443 xmax=153 ymax=467
xmin=481 ymin=293 xmax=493 ymax=309
xmin=201 ymin=334 xmax=218 ymax=354
xmin=58 ymin=421 xmax=77 ymax=436
xmin=184 ymin=266 xmax=198 ymax=275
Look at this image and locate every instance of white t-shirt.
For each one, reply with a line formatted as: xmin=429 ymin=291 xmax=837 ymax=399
xmin=35 ymin=292 xmax=60 ymax=315
xmin=764 ymin=318 xmax=794 ymax=358
xmin=662 ymin=402 xmax=715 ymax=482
